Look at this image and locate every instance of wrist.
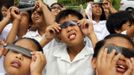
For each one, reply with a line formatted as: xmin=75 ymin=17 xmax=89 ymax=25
xmin=31 ymin=72 xmax=41 ymax=75
xmin=87 ymin=32 xmax=96 ymax=38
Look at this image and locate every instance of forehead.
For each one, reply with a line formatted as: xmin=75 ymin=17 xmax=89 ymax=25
xmin=59 ymin=15 xmax=79 ymax=24
xmin=104 ymin=37 xmax=134 ymax=50
xmin=14 ymin=39 xmax=37 ymax=52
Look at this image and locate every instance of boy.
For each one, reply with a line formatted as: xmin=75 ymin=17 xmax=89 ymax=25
xmin=92 ymin=34 xmax=134 ymax=75
xmin=0 ymin=38 xmax=45 ymax=75
xmin=43 ymin=9 xmax=97 ymax=75
xmin=106 ymin=11 xmax=134 ymax=38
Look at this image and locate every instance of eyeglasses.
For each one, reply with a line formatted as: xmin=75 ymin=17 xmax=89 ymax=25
xmin=2 ymin=44 xmax=32 ymax=58
xmin=51 ymin=6 xmax=62 ymax=10
xmin=106 ymin=45 xmax=134 ymax=58
xmin=60 ymin=21 xmax=78 ymax=29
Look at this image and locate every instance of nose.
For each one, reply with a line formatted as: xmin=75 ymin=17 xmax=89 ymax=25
xmin=16 ymin=53 xmax=23 ymax=60
xmin=66 ymin=26 xmax=73 ymax=32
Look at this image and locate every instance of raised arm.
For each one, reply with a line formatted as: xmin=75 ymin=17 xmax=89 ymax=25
xmin=6 ymin=7 xmax=21 ymax=43
xmin=36 ymin=0 xmax=55 ymax=26
xmin=78 ymin=19 xmax=98 ymax=48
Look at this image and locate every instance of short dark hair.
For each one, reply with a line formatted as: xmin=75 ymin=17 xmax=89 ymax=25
xmin=93 ymin=34 xmax=134 ymax=57
xmin=55 ymin=9 xmax=83 ymax=23
xmin=13 ymin=38 xmax=43 ymax=52
xmin=50 ymin=2 xmax=64 ymax=8
xmin=106 ymin=11 xmax=134 ymax=34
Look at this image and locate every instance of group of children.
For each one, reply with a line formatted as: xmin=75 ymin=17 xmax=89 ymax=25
xmin=0 ymin=0 xmax=134 ymax=75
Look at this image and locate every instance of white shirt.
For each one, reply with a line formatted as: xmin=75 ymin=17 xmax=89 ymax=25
xmin=93 ymin=20 xmax=109 ymax=40
xmin=0 ymin=73 xmax=5 ymax=75
xmin=23 ymin=30 xmax=42 ymax=42
xmin=0 ymin=23 xmax=12 ymax=40
xmin=44 ymin=44 xmax=94 ymax=75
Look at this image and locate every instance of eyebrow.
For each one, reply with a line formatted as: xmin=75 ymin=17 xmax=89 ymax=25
xmin=3 ymin=44 xmax=32 ymax=58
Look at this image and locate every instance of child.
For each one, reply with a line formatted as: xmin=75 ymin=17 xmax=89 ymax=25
xmin=106 ymin=11 xmax=134 ymax=38
xmin=43 ymin=9 xmax=97 ymax=75
xmin=92 ymin=34 xmax=134 ymax=75
xmin=0 ymin=38 xmax=45 ymax=75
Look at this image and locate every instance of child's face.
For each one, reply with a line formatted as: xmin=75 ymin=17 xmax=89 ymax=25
xmin=51 ymin=4 xmax=62 ymax=16
xmin=92 ymin=3 xmax=102 ymax=17
xmin=1 ymin=6 xmax=8 ymax=17
xmin=121 ymin=21 xmax=133 ymax=32
xmin=31 ymin=8 xmax=44 ymax=27
xmin=93 ymin=37 xmax=134 ymax=75
xmin=58 ymin=15 xmax=84 ymax=46
xmin=4 ymin=39 xmax=37 ymax=75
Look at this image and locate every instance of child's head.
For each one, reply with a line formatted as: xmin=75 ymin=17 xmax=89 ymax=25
xmin=106 ymin=11 xmax=134 ymax=34
xmin=55 ymin=9 xmax=84 ymax=46
xmin=92 ymin=34 xmax=134 ymax=75
xmin=0 ymin=0 xmax=14 ymax=17
xmin=50 ymin=2 xmax=64 ymax=16
xmin=4 ymin=38 xmax=43 ymax=75
xmin=92 ymin=3 xmax=106 ymax=20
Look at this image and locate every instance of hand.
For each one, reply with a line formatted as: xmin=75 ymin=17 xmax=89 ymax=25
xmin=103 ymin=0 xmax=112 ymax=10
xmin=30 ymin=51 xmax=46 ymax=75
xmin=0 ymin=40 xmax=7 ymax=56
xmin=95 ymin=48 xmax=121 ymax=75
xmin=4 ymin=7 xmax=12 ymax=20
xmin=10 ymin=7 xmax=21 ymax=20
xmin=35 ymin=0 xmax=46 ymax=11
xmin=78 ymin=19 xmax=94 ymax=36
xmin=44 ymin=23 xmax=61 ymax=40
xmin=130 ymin=58 xmax=134 ymax=75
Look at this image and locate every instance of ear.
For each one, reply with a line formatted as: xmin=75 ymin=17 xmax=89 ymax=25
xmin=91 ymin=58 xmax=97 ymax=69
xmin=115 ymin=29 xmax=122 ymax=33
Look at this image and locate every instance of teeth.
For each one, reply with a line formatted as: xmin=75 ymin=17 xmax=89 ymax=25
xmin=118 ymin=65 xmax=125 ymax=69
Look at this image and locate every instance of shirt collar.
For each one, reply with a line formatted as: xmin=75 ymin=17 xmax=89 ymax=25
xmin=53 ymin=45 xmax=94 ymax=63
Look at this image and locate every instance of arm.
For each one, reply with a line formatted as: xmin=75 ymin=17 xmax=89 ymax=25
xmin=78 ymin=19 xmax=98 ymax=48
xmin=40 ymin=23 xmax=61 ymax=47
xmin=0 ymin=9 xmax=11 ymax=34
xmin=6 ymin=7 xmax=21 ymax=43
xmin=36 ymin=0 xmax=55 ymax=26
xmin=103 ymin=0 xmax=117 ymax=14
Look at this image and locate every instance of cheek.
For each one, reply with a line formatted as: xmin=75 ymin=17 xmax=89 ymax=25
xmin=23 ymin=58 xmax=31 ymax=67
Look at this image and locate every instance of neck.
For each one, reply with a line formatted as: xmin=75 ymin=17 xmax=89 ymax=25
xmin=94 ymin=16 xmax=100 ymax=23
xmin=38 ymin=23 xmax=47 ymax=36
xmin=67 ymin=42 xmax=85 ymax=61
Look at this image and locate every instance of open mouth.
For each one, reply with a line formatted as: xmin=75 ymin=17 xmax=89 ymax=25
xmin=11 ymin=60 xmax=21 ymax=69
xmin=116 ymin=60 xmax=127 ymax=73
xmin=68 ymin=33 xmax=76 ymax=40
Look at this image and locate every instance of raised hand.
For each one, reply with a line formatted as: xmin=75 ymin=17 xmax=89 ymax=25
xmin=30 ymin=51 xmax=46 ymax=75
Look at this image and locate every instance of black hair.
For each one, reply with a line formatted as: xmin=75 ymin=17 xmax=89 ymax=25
xmin=55 ymin=9 xmax=83 ymax=23
xmin=13 ymin=38 xmax=43 ymax=52
xmin=93 ymin=34 xmax=134 ymax=57
xmin=1 ymin=0 xmax=14 ymax=9
xmin=92 ymin=3 xmax=106 ymax=20
xmin=106 ymin=11 xmax=134 ymax=34
xmin=50 ymin=2 xmax=64 ymax=8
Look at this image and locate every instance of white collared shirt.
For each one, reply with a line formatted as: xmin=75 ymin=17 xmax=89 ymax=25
xmin=93 ymin=20 xmax=109 ymax=41
xmin=44 ymin=44 xmax=94 ymax=75
xmin=0 ymin=23 xmax=12 ymax=40
xmin=23 ymin=30 xmax=42 ymax=42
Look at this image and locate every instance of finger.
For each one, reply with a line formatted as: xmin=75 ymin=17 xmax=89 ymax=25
xmin=107 ymin=49 xmax=116 ymax=63
xmin=96 ymin=47 xmax=105 ymax=67
xmin=112 ymin=53 xmax=121 ymax=65
xmin=101 ymin=48 xmax=108 ymax=63
xmin=124 ymin=59 xmax=132 ymax=75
